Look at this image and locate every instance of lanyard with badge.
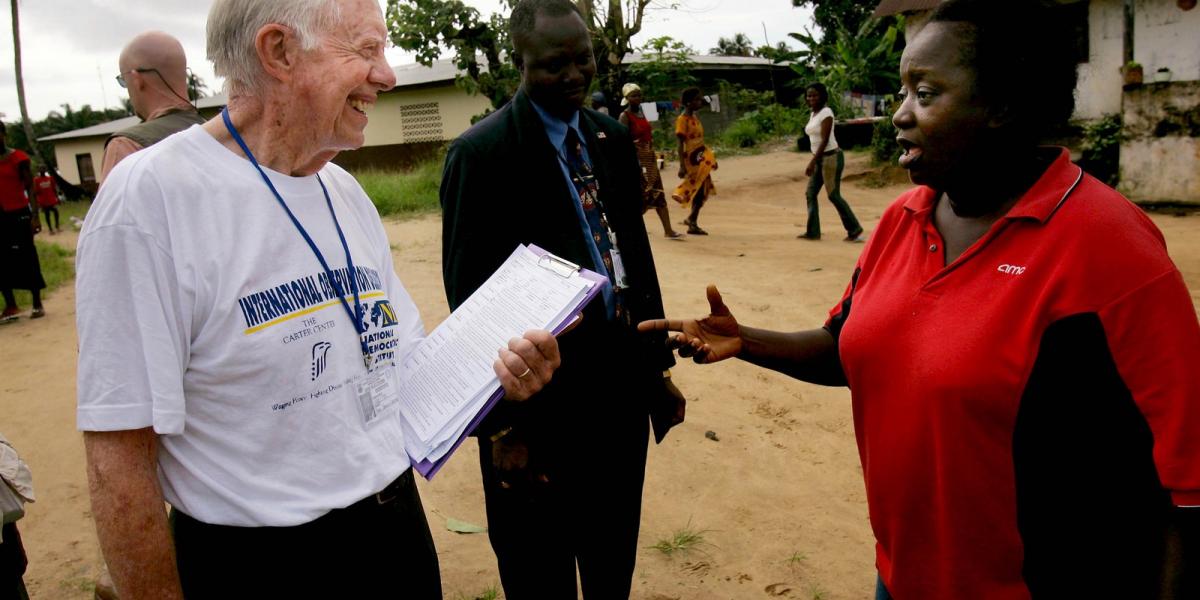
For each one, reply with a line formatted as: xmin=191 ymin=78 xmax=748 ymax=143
xmin=221 ymin=109 xmax=399 ymax=426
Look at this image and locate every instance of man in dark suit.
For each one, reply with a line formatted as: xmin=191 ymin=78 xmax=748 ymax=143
xmin=439 ymin=0 xmax=685 ymax=596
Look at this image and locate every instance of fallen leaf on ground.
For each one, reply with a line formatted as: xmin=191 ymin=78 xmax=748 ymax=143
xmin=445 ymin=517 xmax=487 ymax=534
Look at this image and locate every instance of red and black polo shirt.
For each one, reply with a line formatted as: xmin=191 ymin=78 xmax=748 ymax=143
xmin=827 ymin=148 xmax=1200 ymax=599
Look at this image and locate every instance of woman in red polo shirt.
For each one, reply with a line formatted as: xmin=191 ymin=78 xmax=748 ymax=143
xmin=640 ymin=0 xmax=1199 ymax=598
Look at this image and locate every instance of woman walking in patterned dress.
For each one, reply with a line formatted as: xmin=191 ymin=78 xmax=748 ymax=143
xmin=619 ymin=83 xmax=683 ymax=239
xmin=672 ymin=87 xmax=717 ymax=235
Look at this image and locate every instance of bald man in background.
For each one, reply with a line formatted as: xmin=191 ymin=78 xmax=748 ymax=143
xmin=100 ymin=31 xmax=205 ymax=183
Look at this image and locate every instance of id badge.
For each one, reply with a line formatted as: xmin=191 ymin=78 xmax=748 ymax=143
xmin=354 ymin=365 xmax=401 ymax=427
xmin=609 ymin=247 xmax=628 ymax=291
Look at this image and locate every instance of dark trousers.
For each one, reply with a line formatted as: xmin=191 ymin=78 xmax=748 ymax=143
xmin=804 ymin=150 xmax=861 ymax=238
xmin=39 ymin=206 xmax=58 ymax=232
xmin=478 ymin=417 xmax=649 ymax=599
xmin=0 ymin=208 xmax=45 ymax=294
xmin=0 ymin=524 xmax=28 ymax=600
xmin=170 ymin=469 xmax=440 ymax=599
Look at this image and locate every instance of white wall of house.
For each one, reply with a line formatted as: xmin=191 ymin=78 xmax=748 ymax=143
xmin=364 ymin=84 xmax=491 ymax=147
xmin=1135 ymin=0 xmax=1200 ymax=82
xmin=1075 ymin=0 xmax=1125 ymax=120
xmin=1119 ymin=80 xmax=1200 ymax=203
xmin=905 ymin=0 xmax=1199 ymax=122
xmin=49 ymin=83 xmax=491 ymax=185
xmin=52 ymin=137 xmax=105 ymax=186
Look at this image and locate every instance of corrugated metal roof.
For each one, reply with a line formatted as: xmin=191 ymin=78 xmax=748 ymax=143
xmin=873 ymin=0 xmax=943 ymax=17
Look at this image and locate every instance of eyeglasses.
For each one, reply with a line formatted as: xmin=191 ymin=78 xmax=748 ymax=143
xmin=115 ymin=68 xmax=159 ymax=88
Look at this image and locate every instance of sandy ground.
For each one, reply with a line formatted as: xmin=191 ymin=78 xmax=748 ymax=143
xmin=3 ymin=148 xmax=1198 ymax=599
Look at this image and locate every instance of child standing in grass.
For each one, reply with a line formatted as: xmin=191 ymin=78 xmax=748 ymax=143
xmin=33 ymin=167 xmax=60 ymax=235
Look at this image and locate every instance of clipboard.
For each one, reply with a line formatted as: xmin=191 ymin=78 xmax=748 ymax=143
xmin=411 ymin=244 xmax=607 ymax=479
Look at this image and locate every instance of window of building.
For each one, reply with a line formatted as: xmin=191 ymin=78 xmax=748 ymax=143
xmin=399 ymin=102 xmax=444 ymax=143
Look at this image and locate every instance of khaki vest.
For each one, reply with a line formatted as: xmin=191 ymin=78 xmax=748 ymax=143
xmin=106 ymin=107 xmax=207 ymax=149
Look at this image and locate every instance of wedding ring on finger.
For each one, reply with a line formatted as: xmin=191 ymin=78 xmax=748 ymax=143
xmin=517 ymin=367 xmax=532 ymax=379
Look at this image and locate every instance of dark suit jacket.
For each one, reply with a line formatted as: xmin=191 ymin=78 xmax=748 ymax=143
xmin=440 ymin=88 xmax=675 ymax=447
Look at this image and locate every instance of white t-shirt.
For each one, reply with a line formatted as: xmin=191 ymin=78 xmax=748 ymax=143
xmin=805 ymin=106 xmax=839 ymax=154
xmin=76 ymin=125 xmax=425 ymax=527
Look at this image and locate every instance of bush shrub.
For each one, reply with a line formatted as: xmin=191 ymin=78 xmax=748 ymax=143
xmin=1079 ymin=114 xmax=1122 ymax=186
xmin=354 ymin=157 xmax=445 ymax=217
xmin=869 ymin=98 xmax=901 ymax=166
xmin=718 ymin=104 xmax=809 ymax=149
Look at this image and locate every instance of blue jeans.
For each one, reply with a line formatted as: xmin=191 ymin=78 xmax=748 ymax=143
xmin=805 ymin=150 xmax=862 ymax=238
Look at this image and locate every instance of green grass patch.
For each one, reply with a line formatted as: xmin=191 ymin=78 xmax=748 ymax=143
xmin=354 ymin=159 xmax=443 ymax=218
xmin=55 ymin=198 xmax=92 ymax=225
xmin=9 ymin=240 xmax=74 ymax=308
xmin=454 ymin=585 xmax=499 ymax=600
xmin=649 ymin=520 xmax=711 ymax=556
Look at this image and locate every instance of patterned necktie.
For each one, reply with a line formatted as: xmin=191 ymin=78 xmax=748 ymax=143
xmin=564 ymin=128 xmax=627 ymax=322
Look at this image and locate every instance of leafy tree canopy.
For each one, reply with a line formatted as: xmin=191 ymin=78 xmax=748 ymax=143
xmin=711 ymin=33 xmax=754 ymax=57
xmin=385 ymin=0 xmax=519 ymax=110
xmin=386 ymin=0 xmax=666 ymax=114
xmin=790 ymin=0 xmax=878 ymax=43
xmin=4 ymin=103 xmax=132 ymax=171
xmin=789 ymin=16 xmax=902 ymax=96
xmin=754 ymin=41 xmax=803 ymax=64
xmin=627 ymin=36 xmax=696 ymax=101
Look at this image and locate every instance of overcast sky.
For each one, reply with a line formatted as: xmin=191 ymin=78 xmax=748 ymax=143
xmin=0 ymin=0 xmax=814 ymax=122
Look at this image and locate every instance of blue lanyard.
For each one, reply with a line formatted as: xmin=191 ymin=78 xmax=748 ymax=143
xmin=221 ymin=108 xmax=371 ymax=370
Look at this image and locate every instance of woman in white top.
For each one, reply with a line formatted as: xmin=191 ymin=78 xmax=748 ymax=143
xmin=801 ymin=82 xmax=863 ymax=241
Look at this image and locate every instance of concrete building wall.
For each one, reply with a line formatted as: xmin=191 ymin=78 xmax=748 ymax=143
xmin=1119 ymin=80 xmax=1200 ymax=203
xmin=1134 ymin=0 xmax=1200 ymax=83
xmin=48 ymin=83 xmax=490 ymax=186
xmin=1075 ymin=0 xmax=1125 ymax=120
xmin=364 ymin=84 xmax=490 ymax=147
xmin=901 ymin=0 xmax=1198 ymax=121
xmin=52 ymin=138 xmax=105 ymax=187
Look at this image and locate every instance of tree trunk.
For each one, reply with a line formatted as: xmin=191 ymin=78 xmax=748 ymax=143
xmin=11 ymin=0 xmax=50 ymax=169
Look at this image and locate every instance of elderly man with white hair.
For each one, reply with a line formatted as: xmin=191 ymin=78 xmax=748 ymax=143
xmin=75 ymin=1 xmax=561 ymax=598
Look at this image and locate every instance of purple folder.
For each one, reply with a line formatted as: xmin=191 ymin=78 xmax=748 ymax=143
xmin=413 ymin=244 xmax=607 ymax=479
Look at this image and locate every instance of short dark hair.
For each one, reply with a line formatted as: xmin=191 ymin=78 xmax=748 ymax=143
xmin=509 ymin=0 xmax=584 ymax=65
xmin=680 ymin=87 xmax=702 ymax=105
xmin=930 ymin=0 xmax=1078 ymax=142
xmin=806 ymin=82 xmax=829 ymax=106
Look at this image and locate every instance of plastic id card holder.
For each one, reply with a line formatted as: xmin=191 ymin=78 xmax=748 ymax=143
xmin=355 ymin=365 xmax=401 ymax=427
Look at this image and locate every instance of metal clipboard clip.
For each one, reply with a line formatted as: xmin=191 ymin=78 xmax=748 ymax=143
xmin=537 ymin=253 xmax=581 ymax=278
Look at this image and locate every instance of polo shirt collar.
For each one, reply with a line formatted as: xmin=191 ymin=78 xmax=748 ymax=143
xmin=902 ymin=147 xmax=1083 ymax=224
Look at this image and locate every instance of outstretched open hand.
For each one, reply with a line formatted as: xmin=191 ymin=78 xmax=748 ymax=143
xmin=637 ymin=285 xmax=742 ymax=364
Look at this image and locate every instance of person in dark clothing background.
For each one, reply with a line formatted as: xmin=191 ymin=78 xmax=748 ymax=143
xmin=0 ymin=121 xmax=45 ymax=322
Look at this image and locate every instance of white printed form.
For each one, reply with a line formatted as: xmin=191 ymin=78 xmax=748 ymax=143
xmin=396 ymin=246 xmax=592 ymax=453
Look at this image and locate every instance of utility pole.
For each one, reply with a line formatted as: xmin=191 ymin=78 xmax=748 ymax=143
xmin=763 ymin=21 xmax=779 ymax=103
